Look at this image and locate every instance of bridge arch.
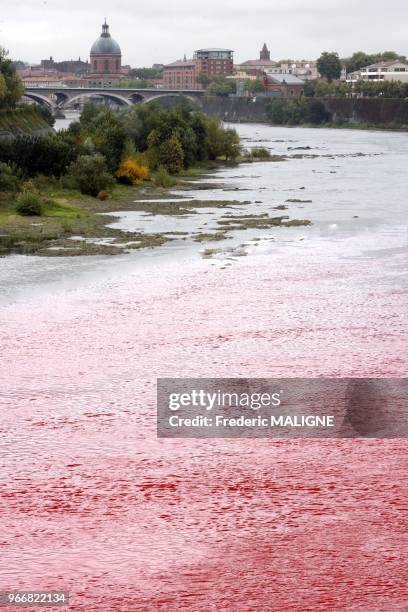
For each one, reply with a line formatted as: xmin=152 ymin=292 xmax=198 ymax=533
xmin=64 ymin=91 xmax=132 ymax=109
xmin=143 ymin=93 xmax=200 ymax=106
xmin=23 ymin=92 xmax=56 ymax=109
xmin=127 ymin=92 xmax=145 ymax=104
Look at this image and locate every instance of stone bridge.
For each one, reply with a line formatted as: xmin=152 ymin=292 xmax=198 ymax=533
xmin=23 ymin=86 xmax=206 ymax=110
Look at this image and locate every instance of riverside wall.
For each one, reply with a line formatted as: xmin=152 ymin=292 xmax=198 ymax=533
xmin=200 ymin=96 xmax=408 ymax=127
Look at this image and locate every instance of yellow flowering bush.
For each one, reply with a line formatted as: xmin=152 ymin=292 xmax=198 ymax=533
xmin=115 ymin=159 xmax=149 ymax=185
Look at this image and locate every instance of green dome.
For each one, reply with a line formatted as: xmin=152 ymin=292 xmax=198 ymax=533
xmin=91 ymin=21 xmax=121 ymax=55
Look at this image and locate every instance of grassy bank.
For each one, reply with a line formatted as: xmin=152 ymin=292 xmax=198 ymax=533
xmin=0 ymin=157 xmax=304 ymax=257
xmin=0 ymin=182 xmax=180 ymax=257
xmin=0 ymin=107 xmax=53 ymax=138
xmin=0 ymin=162 xmax=243 ymax=257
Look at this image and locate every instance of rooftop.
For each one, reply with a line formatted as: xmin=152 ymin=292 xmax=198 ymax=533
xmin=240 ymin=59 xmax=276 ymax=67
xmin=164 ymin=60 xmax=197 ymax=68
xmin=195 ymin=48 xmax=233 ymax=53
xmin=266 ymin=73 xmax=305 ymax=85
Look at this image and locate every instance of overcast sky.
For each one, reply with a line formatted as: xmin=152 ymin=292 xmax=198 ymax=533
xmin=2 ymin=0 xmax=408 ymax=66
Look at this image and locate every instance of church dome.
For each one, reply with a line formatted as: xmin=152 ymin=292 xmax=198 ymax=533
xmin=90 ymin=21 xmax=121 ymax=55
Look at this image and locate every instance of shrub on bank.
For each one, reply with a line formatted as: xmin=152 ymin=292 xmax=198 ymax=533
xmin=248 ymin=147 xmax=272 ymax=159
xmin=153 ymin=166 xmax=177 ymax=187
xmin=67 ymin=154 xmax=114 ymax=197
xmin=0 ymin=133 xmax=82 ymax=177
xmin=0 ymin=161 xmax=21 ymax=192
xmin=15 ymin=190 xmax=43 ymax=216
xmin=115 ymin=159 xmax=149 ymax=185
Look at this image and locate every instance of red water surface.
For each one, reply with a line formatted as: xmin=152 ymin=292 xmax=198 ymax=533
xmin=0 ymin=241 xmax=407 ymax=611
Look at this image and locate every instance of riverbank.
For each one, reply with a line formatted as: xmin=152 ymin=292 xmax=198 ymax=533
xmin=0 ymin=106 xmax=53 ymax=139
xmin=0 ymin=151 xmax=305 ymax=258
xmin=202 ymin=96 xmax=408 ymax=129
xmin=0 ymin=182 xmax=181 ymax=257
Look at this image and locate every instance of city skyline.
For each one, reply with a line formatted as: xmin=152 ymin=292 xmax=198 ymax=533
xmin=2 ymin=0 xmax=408 ymax=66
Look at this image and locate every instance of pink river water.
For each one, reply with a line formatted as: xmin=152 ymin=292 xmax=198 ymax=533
xmin=1 ymin=125 xmax=408 ymax=610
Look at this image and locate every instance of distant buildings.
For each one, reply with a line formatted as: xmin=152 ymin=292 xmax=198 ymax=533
xmin=194 ymin=48 xmax=234 ymax=77
xmin=162 ymin=58 xmax=200 ymax=89
xmin=18 ymin=26 xmax=326 ymax=97
xmin=270 ymin=61 xmax=319 ymax=81
xmin=18 ymin=68 xmax=84 ymax=88
xmin=238 ymin=45 xmax=319 ymax=81
xmin=239 ymin=44 xmax=276 ymax=73
xmin=263 ymin=73 xmax=305 ymax=97
xmin=347 ymin=60 xmax=408 ymax=83
xmin=162 ymin=48 xmax=234 ymax=90
xmin=41 ymin=57 xmax=89 ymax=75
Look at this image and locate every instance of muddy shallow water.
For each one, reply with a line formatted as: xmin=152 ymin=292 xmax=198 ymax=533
xmin=0 ymin=124 xmax=407 ymax=610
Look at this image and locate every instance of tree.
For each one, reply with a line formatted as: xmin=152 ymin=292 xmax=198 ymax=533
xmin=317 ymin=52 xmax=342 ymax=81
xmin=128 ymin=67 xmax=163 ymax=80
xmin=268 ymin=99 xmax=289 ymax=125
xmin=303 ymin=80 xmax=317 ymax=98
xmin=0 ymin=133 xmax=83 ymax=177
xmin=71 ymin=104 xmax=128 ymax=173
xmin=196 ymin=72 xmax=210 ymax=86
xmin=158 ymin=135 xmax=184 ymax=174
xmin=68 ymin=154 xmax=113 ymax=196
xmin=205 ymin=117 xmax=240 ymax=160
xmin=207 ymin=78 xmax=236 ymax=96
xmin=245 ymin=79 xmax=265 ymax=94
xmin=222 ymin=129 xmax=241 ymax=161
xmin=0 ymin=47 xmax=24 ymax=108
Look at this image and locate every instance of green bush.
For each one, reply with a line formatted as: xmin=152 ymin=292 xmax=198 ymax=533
xmin=154 ymin=166 xmax=177 ymax=187
xmin=0 ymin=133 xmax=83 ymax=177
xmin=248 ymin=147 xmax=271 ymax=159
xmin=0 ymin=161 xmax=21 ymax=192
xmin=16 ymin=190 xmax=43 ymax=216
xmin=206 ymin=116 xmax=241 ymax=161
xmin=67 ymin=154 xmax=114 ymax=196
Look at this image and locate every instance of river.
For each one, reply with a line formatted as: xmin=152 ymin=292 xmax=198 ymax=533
xmin=0 ymin=124 xmax=407 ymax=610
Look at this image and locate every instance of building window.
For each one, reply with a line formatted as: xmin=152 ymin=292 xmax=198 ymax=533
xmin=116 ymin=59 xmax=119 ymax=71
xmin=104 ymin=59 xmax=109 ymax=73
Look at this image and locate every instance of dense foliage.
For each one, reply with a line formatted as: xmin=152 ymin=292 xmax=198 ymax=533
xmin=317 ymin=52 xmax=342 ymax=81
xmin=67 ymin=154 xmax=114 ymax=196
xmin=304 ymin=79 xmax=408 ymax=99
xmin=0 ymin=132 xmax=83 ymax=177
xmin=268 ymin=98 xmax=330 ymax=125
xmin=128 ymin=67 xmax=164 ymax=80
xmin=0 ymin=101 xmax=241 ymax=212
xmin=0 ymin=162 xmax=21 ymax=192
xmin=343 ymin=51 xmax=407 ymax=74
xmin=0 ymin=47 xmax=24 ymax=109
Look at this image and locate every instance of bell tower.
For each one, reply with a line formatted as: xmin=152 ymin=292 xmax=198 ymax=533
xmin=260 ymin=43 xmax=270 ymax=61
